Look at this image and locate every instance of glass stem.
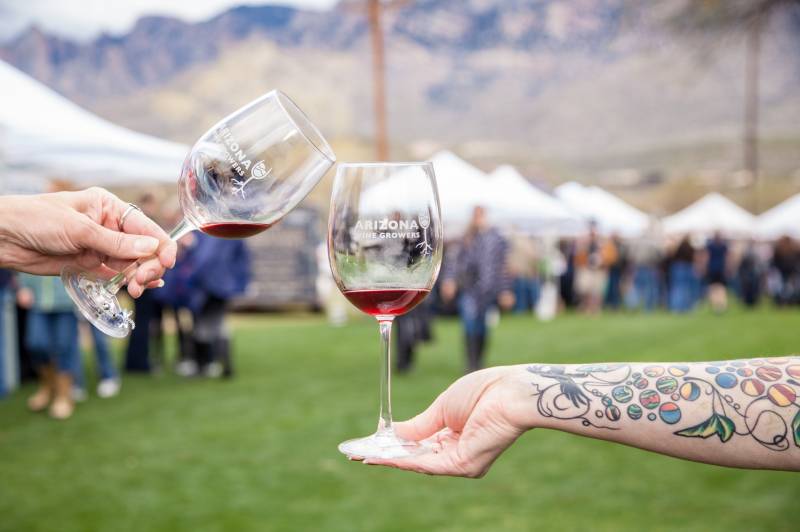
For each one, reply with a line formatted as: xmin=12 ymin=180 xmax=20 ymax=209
xmin=376 ymin=317 xmax=394 ymax=435
xmin=104 ymin=218 xmax=195 ymax=295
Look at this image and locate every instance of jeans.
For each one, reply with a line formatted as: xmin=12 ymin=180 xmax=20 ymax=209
xmin=25 ymin=310 xmax=80 ymax=372
xmin=669 ymin=262 xmax=696 ymax=313
xmin=512 ymin=277 xmax=541 ymax=313
xmin=604 ymin=268 xmax=623 ymax=309
xmin=631 ymin=265 xmax=659 ymax=311
xmin=73 ymin=324 xmax=118 ymax=389
xmin=458 ymin=294 xmax=488 ymax=338
xmin=0 ymin=288 xmax=19 ymax=397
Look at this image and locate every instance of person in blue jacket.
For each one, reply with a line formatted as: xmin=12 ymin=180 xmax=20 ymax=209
xmin=154 ymin=232 xmax=201 ymax=376
xmin=187 ymin=234 xmax=251 ymax=378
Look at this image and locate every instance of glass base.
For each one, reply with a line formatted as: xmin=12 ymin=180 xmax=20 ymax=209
xmin=339 ymin=429 xmax=431 ymax=460
xmin=61 ymin=267 xmax=135 ymax=338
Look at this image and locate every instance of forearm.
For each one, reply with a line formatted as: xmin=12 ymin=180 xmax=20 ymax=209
xmin=506 ymin=358 xmax=800 ymax=471
xmin=0 ymin=195 xmax=26 ymax=269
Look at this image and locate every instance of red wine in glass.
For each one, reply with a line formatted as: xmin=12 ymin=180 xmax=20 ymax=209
xmin=343 ymin=288 xmax=430 ymax=317
xmin=200 ymin=222 xmax=272 ymax=239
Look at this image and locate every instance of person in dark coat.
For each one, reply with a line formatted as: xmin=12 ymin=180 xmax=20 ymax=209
xmin=669 ymin=237 xmax=696 ymax=313
xmin=187 ymin=234 xmax=251 ymax=377
xmin=705 ymin=231 xmax=729 ymax=313
xmin=770 ymin=236 xmax=798 ymax=306
xmin=440 ymin=206 xmax=512 ymax=373
xmin=124 ymin=193 xmax=165 ymax=373
xmin=154 ymin=233 xmax=200 ymax=375
xmin=737 ymin=241 xmax=763 ymax=308
xmin=558 ymin=239 xmax=577 ymax=309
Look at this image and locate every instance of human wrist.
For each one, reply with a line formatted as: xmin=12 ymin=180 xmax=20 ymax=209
xmin=497 ymin=364 xmax=543 ymax=431
xmin=0 ymin=195 xmax=36 ymax=270
xmin=0 ymin=195 xmax=21 ymax=249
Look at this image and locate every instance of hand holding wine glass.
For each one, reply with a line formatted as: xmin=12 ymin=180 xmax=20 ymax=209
xmin=0 ymin=187 xmax=176 ymax=294
xmin=63 ymin=90 xmax=335 ymax=338
xmin=328 ymin=162 xmax=442 ymax=459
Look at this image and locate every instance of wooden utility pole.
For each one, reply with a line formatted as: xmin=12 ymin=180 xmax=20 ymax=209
xmin=368 ymin=0 xmax=389 ymax=161
xmin=744 ymin=14 xmax=762 ymax=211
xmin=349 ymin=0 xmax=411 ymax=161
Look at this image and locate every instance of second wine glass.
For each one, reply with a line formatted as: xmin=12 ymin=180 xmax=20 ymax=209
xmin=328 ymin=162 xmax=442 ymax=459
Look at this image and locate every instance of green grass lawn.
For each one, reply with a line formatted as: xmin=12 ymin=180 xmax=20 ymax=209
xmin=1 ymin=307 xmax=799 ymax=532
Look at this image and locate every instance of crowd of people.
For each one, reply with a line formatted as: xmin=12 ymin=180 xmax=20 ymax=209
xmin=0 ymin=191 xmax=251 ymax=419
xmin=552 ymin=229 xmax=800 ymax=315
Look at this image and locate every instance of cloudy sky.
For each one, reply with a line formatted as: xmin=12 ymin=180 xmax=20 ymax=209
xmin=0 ymin=0 xmax=338 ymax=42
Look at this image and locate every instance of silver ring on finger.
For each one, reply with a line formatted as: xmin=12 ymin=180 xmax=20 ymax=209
xmin=119 ymin=203 xmax=142 ymax=231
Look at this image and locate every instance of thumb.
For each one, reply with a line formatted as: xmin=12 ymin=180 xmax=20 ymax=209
xmin=393 ymin=395 xmax=446 ymax=442
xmin=82 ymin=223 xmax=159 ymax=260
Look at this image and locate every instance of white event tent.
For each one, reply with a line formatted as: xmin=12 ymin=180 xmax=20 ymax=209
xmin=554 ymin=181 xmax=649 ymax=237
xmin=358 ymin=150 xmax=498 ymax=238
xmin=488 ymin=165 xmax=582 ymax=234
xmin=0 ymin=60 xmax=188 ymax=191
xmin=756 ymin=193 xmax=800 ymax=240
xmin=361 ymin=152 xmax=589 ymax=238
xmin=662 ymin=192 xmax=755 ymax=239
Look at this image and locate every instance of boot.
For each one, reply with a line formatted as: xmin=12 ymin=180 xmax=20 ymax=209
xmin=49 ymin=372 xmax=75 ymax=420
xmin=27 ymin=364 xmax=55 ymax=412
xmin=466 ymin=335 xmax=482 ymax=373
xmin=476 ymin=334 xmax=487 ymax=367
xmin=218 ymin=337 xmax=233 ymax=379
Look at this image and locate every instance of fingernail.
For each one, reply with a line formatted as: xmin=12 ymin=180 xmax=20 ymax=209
xmin=134 ymin=237 xmax=158 ymax=254
xmin=156 ymin=280 xmax=165 ymax=288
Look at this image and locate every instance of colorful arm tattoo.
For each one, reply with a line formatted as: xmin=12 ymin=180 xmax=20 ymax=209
xmin=527 ymin=356 xmax=800 ymax=452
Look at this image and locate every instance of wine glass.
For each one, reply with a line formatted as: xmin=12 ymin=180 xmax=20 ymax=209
xmin=328 ymin=162 xmax=442 ymax=459
xmin=63 ymin=90 xmax=336 ymax=338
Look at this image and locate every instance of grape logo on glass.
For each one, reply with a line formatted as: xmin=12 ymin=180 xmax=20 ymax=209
xmin=354 ymin=215 xmax=433 ymax=255
xmin=416 ymin=212 xmax=433 ymax=256
xmin=214 ymin=125 xmax=272 ymax=198
xmin=232 ymin=160 xmax=270 ymax=198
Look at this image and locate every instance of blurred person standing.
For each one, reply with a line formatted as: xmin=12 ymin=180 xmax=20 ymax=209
xmin=558 ymin=238 xmax=577 ymax=309
xmin=155 ymin=231 xmax=199 ymax=376
xmin=187 ymin=233 xmax=250 ymax=378
xmin=16 ymin=274 xmax=80 ymax=419
xmin=669 ymin=236 xmax=696 ymax=313
xmin=395 ymin=299 xmax=433 ymax=374
xmin=705 ymin=231 xmax=729 ymax=313
xmin=440 ymin=206 xmax=512 ymax=373
xmin=72 ymin=319 xmax=121 ymax=400
xmin=737 ymin=240 xmax=764 ymax=308
xmin=627 ymin=230 xmax=662 ymax=311
xmin=507 ymin=230 xmax=540 ymax=313
xmin=603 ymin=233 xmax=626 ymax=310
xmin=535 ymin=236 xmax=565 ymax=322
xmin=575 ymin=222 xmax=617 ymax=314
xmin=769 ymin=236 xmax=799 ymax=306
xmin=0 ymin=269 xmax=18 ymax=397
xmin=395 ymin=225 xmax=436 ymax=374
xmin=124 ymin=193 xmax=165 ymax=373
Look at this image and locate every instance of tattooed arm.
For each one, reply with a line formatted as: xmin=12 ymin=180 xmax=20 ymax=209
xmin=364 ymin=358 xmax=800 ymax=477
